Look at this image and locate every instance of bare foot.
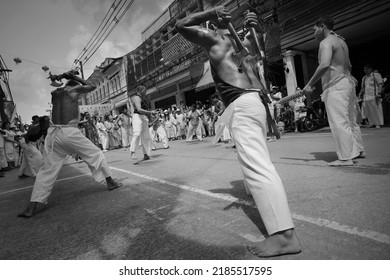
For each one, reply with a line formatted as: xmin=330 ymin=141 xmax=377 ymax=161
xmin=106 ymin=177 xmax=123 ymax=191
xmin=247 ymin=229 xmax=301 ymax=258
xmin=328 ymin=159 xmax=353 ymax=166
xmin=17 ymin=202 xmax=46 ymax=218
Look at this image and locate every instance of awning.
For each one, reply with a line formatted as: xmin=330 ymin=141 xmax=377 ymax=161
xmin=195 ymin=61 xmax=214 ymax=92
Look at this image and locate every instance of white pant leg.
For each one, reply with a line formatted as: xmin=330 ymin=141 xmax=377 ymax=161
xmin=18 ymin=140 xmax=43 ymax=177
xmin=30 ymin=131 xmax=68 ymax=204
xmin=364 ymin=100 xmax=381 ymax=126
xmin=31 ymin=127 xmax=112 ymax=204
xmin=120 ymin=127 xmax=129 ymax=147
xmin=140 ymin=116 xmax=152 ymax=156
xmin=229 ymin=92 xmax=294 ymax=235
xmin=186 ymin=123 xmax=194 ymax=141
xmin=156 ymin=125 xmax=169 ymax=148
xmin=130 ymin=114 xmax=152 ymax=155
xmin=149 ymin=127 xmax=157 ymax=149
xmin=130 ymin=114 xmax=142 ymax=153
xmin=99 ymin=132 xmax=108 ymax=150
xmin=324 ymin=79 xmax=364 ymax=160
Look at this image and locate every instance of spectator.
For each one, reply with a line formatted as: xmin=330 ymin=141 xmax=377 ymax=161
xmin=358 ymin=64 xmax=384 ymax=128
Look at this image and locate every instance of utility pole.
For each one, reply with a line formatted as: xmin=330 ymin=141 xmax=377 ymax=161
xmin=79 ymin=60 xmax=85 ymax=79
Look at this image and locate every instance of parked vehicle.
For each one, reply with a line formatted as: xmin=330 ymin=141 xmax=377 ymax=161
xmin=302 ymin=99 xmax=328 ymax=131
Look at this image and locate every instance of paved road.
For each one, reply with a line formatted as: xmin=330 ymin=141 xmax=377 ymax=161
xmin=0 ymin=127 xmax=389 ymax=260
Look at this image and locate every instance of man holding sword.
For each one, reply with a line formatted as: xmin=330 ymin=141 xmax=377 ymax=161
xmin=175 ymin=6 xmax=301 ymax=257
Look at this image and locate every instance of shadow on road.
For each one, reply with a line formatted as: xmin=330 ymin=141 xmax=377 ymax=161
xmin=0 ymin=167 xmax=257 ymax=260
xmin=209 ymin=180 xmax=267 ymax=237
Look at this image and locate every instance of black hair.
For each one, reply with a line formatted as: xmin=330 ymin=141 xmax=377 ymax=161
xmin=315 ymin=15 xmax=334 ymax=30
xmin=364 ymin=64 xmax=373 ymax=69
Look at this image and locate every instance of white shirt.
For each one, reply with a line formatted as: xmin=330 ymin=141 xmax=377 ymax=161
xmin=363 ymin=72 xmax=383 ymax=101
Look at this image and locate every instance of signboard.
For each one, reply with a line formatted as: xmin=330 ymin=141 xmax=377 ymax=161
xmin=79 ymin=104 xmax=113 ymax=115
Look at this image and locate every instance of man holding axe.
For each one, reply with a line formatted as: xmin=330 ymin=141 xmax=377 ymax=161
xmin=18 ymin=70 xmax=122 ymax=218
xmin=175 ymin=6 xmax=301 ymax=257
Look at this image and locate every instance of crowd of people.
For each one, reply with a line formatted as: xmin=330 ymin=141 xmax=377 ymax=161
xmin=0 ymin=93 xmax=231 ymax=178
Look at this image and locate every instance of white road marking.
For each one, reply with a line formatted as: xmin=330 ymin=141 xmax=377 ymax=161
xmin=0 ymin=173 xmax=89 ymax=195
xmin=111 ymin=166 xmax=390 ymax=245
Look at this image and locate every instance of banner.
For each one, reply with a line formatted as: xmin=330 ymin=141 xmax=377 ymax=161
xmin=79 ymin=104 xmax=113 ymax=116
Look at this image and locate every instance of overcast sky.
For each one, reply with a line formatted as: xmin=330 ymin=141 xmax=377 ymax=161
xmin=0 ymin=0 xmax=172 ymax=123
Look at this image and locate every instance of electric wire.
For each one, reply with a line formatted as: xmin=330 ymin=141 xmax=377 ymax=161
xmin=81 ymin=0 xmax=134 ymax=67
xmin=73 ymin=0 xmax=123 ymax=67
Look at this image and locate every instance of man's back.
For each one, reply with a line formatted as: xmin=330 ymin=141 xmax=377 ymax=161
xmin=321 ymin=34 xmax=351 ymax=86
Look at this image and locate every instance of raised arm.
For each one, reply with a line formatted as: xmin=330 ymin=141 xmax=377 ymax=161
xmin=62 ymin=71 xmax=97 ymax=100
xmin=175 ymin=6 xmax=230 ymax=50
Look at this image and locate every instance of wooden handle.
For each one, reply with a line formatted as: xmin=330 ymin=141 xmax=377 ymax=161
xmin=227 ymin=22 xmax=245 ymax=52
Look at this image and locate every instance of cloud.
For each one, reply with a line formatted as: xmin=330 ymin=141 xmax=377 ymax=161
xmin=10 ymin=66 xmax=52 ymax=122
xmin=66 ymin=0 xmax=173 ymax=77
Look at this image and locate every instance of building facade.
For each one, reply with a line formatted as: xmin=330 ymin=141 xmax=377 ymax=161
xmin=0 ymin=54 xmax=16 ymax=123
xmin=83 ymin=0 xmax=390 ymax=117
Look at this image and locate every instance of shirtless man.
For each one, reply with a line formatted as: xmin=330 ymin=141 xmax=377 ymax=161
xmin=176 ymin=6 xmax=301 ymax=257
xmin=303 ymin=15 xmax=365 ymax=166
xmin=18 ymin=71 xmax=122 ymax=218
xmin=129 ymin=85 xmax=157 ymax=160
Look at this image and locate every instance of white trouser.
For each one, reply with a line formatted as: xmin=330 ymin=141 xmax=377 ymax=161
xmin=176 ymin=123 xmax=186 ymax=138
xmin=150 ymin=126 xmax=169 ymax=148
xmin=99 ymin=131 xmax=109 ymax=150
xmin=228 ymin=91 xmax=294 ymax=235
xmin=130 ymin=114 xmax=152 ymax=156
xmin=18 ymin=139 xmax=43 ymax=177
xmin=363 ymin=99 xmax=384 ymax=126
xmin=323 ymin=78 xmax=364 ymax=160
xmin=121 ymin=126 xmax=132 ymax=147
xmin=30 ymin=126 xmax=112 ymax=204
xmin=4 ymin=142 xmax=14 ymax=162
xmin=186 ymin=122 xmax=202 ymax=141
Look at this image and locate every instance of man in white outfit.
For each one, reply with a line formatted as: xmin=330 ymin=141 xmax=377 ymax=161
xmin=96 ymin=116 xmax=108 ymax=152
xmin=358 ymin=65 xmax=383 ymax=128
xmin=149 ymin=116 xmax=169 ymax=150
xmin=303 ymin=15 xmax=365 ymax=166
xmin=117 ymin=107 xmax=132 ymax=150
xmin=18 ymin=70 xmax=122 ymax=218
xmin=129 ymin=85 xmax=157 ymax=160
xmin=176 ymin=6 xmax=301 ymax=257
xmin=17 ymin=119 xmax=45 ymax=178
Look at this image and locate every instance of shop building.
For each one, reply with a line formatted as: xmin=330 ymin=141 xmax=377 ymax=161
xmin=83 ymin=0 xmax=390 ymax=114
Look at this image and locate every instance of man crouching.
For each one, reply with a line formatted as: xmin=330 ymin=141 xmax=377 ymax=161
xmin=18 ymin=70 xmax=122 ymax=218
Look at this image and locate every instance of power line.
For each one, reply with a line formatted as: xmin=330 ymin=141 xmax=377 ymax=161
xmin=73 ymin=0 xmax=123 ymax=67
xmin=73 ymin=0 xmax=135 ymax=69
xmin=82 ymin=0 xmax=135 ymax=66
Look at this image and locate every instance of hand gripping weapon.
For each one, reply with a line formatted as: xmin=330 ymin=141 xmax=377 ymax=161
xmin=47 ymin=69 xmax=80 ymax=87
xmin=215 ymin=8 xmax=249 ymax=72
xmin=227 ymin=22 xmax=249 ymax=72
